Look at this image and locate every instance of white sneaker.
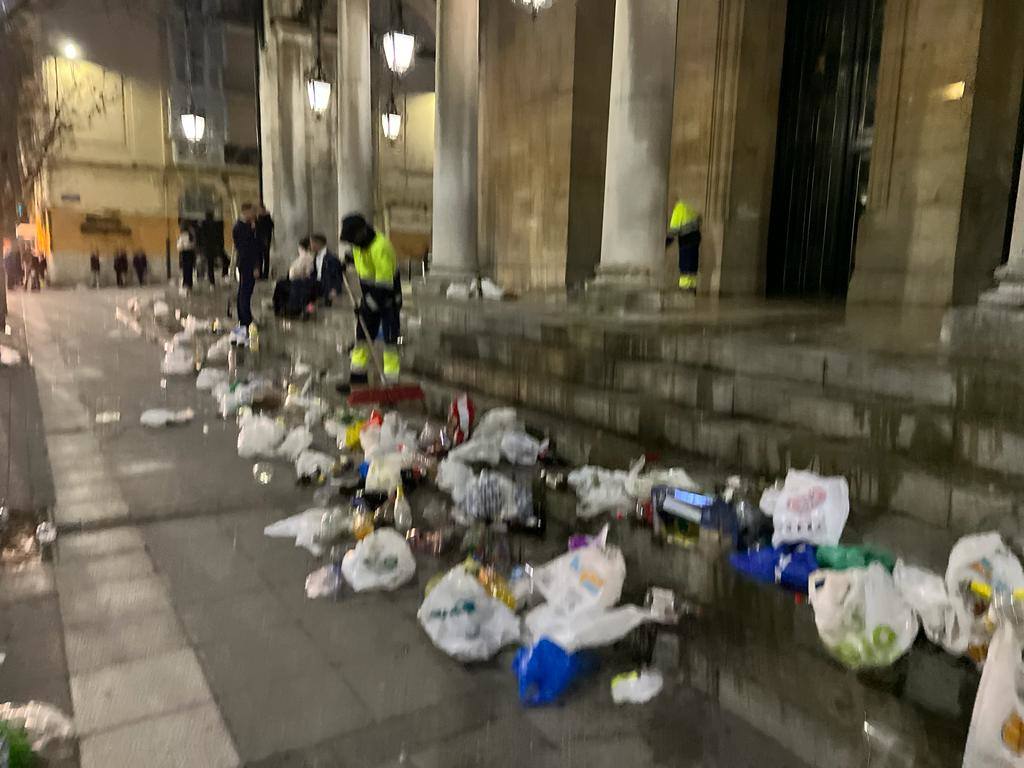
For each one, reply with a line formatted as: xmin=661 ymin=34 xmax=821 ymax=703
xmin=229 ymin=326 xmax=248 ymax=346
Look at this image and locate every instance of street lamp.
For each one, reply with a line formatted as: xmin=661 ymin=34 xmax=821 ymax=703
xmin=513 ymin=0 xmax=554 ymax=16
xmin=60 ymin=40 xmax=80 ymax=60
xmin=381 ymin=94 xmax=401 ymax=142
xmin=306 ymin=0 xmax=331 ymax=115
xmin=382 ymin=30 xmax=415 ymax=76
xmin=180 ymin=107 xmax=206 ymax=143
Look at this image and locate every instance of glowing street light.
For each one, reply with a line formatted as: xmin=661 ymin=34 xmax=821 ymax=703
xmin=381 ymin=95 xmax=401 ymax=142
xmin=180 ymin=109 xmax=206 ymax=143
xmin=306 ymin=69 xmax=332 ymax=115
xmin=60 ymin=40 xmax=80 ymax=60
xmin=382 ymin=30 xmax=415 ymax=76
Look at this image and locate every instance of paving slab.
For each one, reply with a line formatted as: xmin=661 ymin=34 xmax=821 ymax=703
xmin=63 ymin=610 xmax=188 ymax=675
xmin=58 ymin=572 xmax=176 ymax=627
xmin=70 ymin=647 xmax=213 ymax=735
xmin=78 ymin=702 xmax=238 ymax=768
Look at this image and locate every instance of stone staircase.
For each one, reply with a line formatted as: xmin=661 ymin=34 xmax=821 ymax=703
xmin=405 ymin=295 xmax=1024 ymax=569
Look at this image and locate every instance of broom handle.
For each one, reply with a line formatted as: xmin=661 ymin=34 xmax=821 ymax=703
xmin=341 ymin=270 xmax=388 ymax=382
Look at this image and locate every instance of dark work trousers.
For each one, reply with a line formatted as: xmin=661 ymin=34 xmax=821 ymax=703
xmin=180 ymin=250 xmax=195 ymax=290
xmin=355 ymin=289 xmax=400 ymax=345
xmin=237 ymin=274 xmax=255 ymax=328
xmin=205 ymin=251 xmax=217 ymax=285
xmin=260 ymin=248 xmax=271 ymax=281
xmin=677 ymin=231 xmax=701 ymax=275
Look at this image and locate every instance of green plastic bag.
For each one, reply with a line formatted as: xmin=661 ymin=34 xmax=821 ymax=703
xmin=816 ymin=544 xmax=894 ymax=572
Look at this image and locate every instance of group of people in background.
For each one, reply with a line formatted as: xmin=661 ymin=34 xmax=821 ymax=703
xmin=177 ymin=203 xmax=273 ymax=294
xmin=89 ymin=249 xmax=149 ymax=288
xmin=3 ymin=243 xmax=48 ymax=291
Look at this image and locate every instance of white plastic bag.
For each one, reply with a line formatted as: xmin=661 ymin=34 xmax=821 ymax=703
xmin=436 ymin=459 xmax=475 ymax=505
xmin=946 ymin=532 xmax=1024 ymax=667
xmin=624 ymin=456 xmax=698 ymax=500
xmin=763 ymin=469 xmax=849 ymax=547
xmin=295 ymin=449 xmax=335 ymax=481
xmin=478 ymin=277 xmax=506 ymax=300
xmin=263 ymin=508 xmax=328 ymax=556
xmin=206 ymin=334 xmax=231 ymax=363
xmin=500 ymin=432 xmax=544 ymax=465
xmin=160 ymin=346 xmax=194 ymax=376
xmin=365 ymin=453 xmax=405 ymax=493
xmin=417 ymin=567 xmax=521 ymax=662
xmin=152 ymin=299 xmax=169 ymax=317
xmin=445 ymin=282 xmax=471 ymax=300
xmin=195 ymin=367 xmax=228 ymax=391
xmin=447 ymin=435 xmax=502 ymax=466
xmin=533 ymin=542 xmax=626 ymax=615
xmin=341 ymin=529 xmax=416 ymax=592
xmin=893 ymin=560 xmax=968 ymax=655
xmin=524 ymin=603 xmax=654 ymax=652
xmin=237 ymin=413 xmax=285 ymax=458
xmin=567 ymin=466 xmax=632 ymax=519
xmin=611 ymin=669 xmax=664 ymax=705
xmin=0 ymin=701 xmax=74 ymax=752
xmin=808 ymin=563 xmax=917 ymax=670
xmin=474 ymin=407 xmax=523 ymax=438
xmin=963 ymin=623 xmax=1024 ymax=768
xmin=278 ymin=426 xmax=314 ymax=461
xmin=139 ymin=407 xmax=194 ymax=428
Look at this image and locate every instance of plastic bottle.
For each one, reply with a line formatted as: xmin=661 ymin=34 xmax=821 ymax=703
xmin=393 ymin=485 xmax=412 ymax=533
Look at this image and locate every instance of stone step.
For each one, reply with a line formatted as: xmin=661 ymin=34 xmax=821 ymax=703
xmin=406 ymin=327 xmax=1024 ymax=479
xmin=407 ymin=345 xmax=1021 ymax=542
xmin=407 ymin=301 xmax=1024 ymax=421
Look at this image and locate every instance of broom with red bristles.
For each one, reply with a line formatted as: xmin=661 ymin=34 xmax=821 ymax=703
xmin=340 ymin=272 xmax=425 ymax=407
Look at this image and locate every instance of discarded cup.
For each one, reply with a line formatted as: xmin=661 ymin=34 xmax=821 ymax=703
xmin=35 ymin=522 xmax=57 ymax=546
xmin=253 ymin=462 xmax=274 ymax=485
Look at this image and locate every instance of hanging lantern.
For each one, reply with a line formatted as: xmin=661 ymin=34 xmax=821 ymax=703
xmin=381 ymin=94 xmax=402 ymax=141
xmin=382 ymin=30 xmax=415 ymax=76
xmin=180 ymin=109 xmax=206 ymax=143
xmin=306 ymin=66 xmax=332 ymax=115
xmin=513 ymin=0 xmax=554 ymax=16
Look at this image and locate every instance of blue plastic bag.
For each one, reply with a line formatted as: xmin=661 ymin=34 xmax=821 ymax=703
xmin=729 ymin=543 xmax=818 ymax=593
xmin=513 ymin=639 xmax=597 ymax=707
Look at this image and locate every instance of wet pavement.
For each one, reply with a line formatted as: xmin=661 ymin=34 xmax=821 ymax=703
xmin=0 ymin=286 xmax=978 ymax=766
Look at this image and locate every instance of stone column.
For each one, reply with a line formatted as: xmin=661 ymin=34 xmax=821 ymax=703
xmin=982 ymin=163 xmax=1024 ymax=306
xmin=336 ymin=0 xmax=373 ymax=220
xmin=594 ymin=0 xmax=679 ymax=286
xmin=431 ymin=0 xmax=479 ymax=283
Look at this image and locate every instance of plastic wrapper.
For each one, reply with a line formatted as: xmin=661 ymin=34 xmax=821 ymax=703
xmin=893 ymin=560 xmax=968 ymax=655
xmin=436 ymin=459 xmax=475 ymax=505
xmin=448 ymin=393 xmax=475 ymax=446
xmin=567 ymin=466 xmax=632 ymax=519
xmin=624 ymin=456 xmax=698 ymax=501
xmin=139 ymin=408 xmax=194 ymax=428
xmin=533 ymin=541 xmax=626 ymax=615
xmin=808 ymin=563 xmax=918 ymax=670
xmin=195 ymin=367 xmax=228 ymax=391
xmin=365 ymin=454 xmax=404 ymax=493
xmin=474 ymin=407 xmax=523 ymax=438
xmin=963 ymin=623 xmax=1024 ymax=768
xmin=447 ymin=435 xmax=502 ymax=466
xmin=278 ymin=426 xmax=314 ymax=461
xmin=417 ymin=566 xmax=521 ymax=662
xmin=524 ymin=603 xmax=654 ymax=652
xmin=264 ymin=508 xmax=330 ymax=555
xmin=729 ymin=543 xmax=819 ymax=593
xmin=611 ymin=669 xmax=664 ymax=705
xmin=237 ymin=413 xmax=285 ymax=458
xmin=341 ymin=528 xmax=416 ymax=592
xmin=152 ymin=299 xmax=169 ymax=317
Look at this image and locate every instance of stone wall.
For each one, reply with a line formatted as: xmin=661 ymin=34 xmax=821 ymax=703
xmin=666 ymin=0 xmax=786 ymax=296
xmin=849 ymin=0 xmax=1024 ymax=307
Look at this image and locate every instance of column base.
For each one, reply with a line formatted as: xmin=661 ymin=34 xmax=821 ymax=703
xmin=980 ymin=267 xmax=1024 ymax=307
xmin=419 ymin=268 xmax=479 ymax=296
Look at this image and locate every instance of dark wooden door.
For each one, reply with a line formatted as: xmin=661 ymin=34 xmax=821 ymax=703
xmin=767 ymin=0 xmax=884 ymax=298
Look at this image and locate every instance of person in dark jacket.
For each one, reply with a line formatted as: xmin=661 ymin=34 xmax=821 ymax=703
xmin=132 ymin=250 xmax=148 ymax=285
xmin=89 ymin=252 xmax=101 ymax=288
xmin=232 ymin=203 xmax=260 ymax=339
xmin=113 ymin=249 xmax=129 ymax=288
xmin=308 ymin=232 xmax=345 ymax=304
xmin=255 ymin=203 xmax=274 ymax=281
xmin=199 ymin=211 xmax=224 ymax=286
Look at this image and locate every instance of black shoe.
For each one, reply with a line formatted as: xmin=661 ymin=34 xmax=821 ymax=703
xmin=335 ymin=382 xmax=352 ymax=395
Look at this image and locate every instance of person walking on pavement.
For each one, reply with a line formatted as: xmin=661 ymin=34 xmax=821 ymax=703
xmin=667 ymin=199 xmax=702 ymax=292
xmin=113 ymin=249 xmax=129 ymax=288
xmin=176 ymin=223 xmax=196 ymax=292
xmin=89 ymin=251 xmax=101 ymax=288
xmin=199 ymin=210 xmax=224 ymax=287
xmin=232 ymin=203 xmax=260 ymax=343
xmin=132 ymin=249 xmax=149 ymax=285
xmin=255 ymin=203 xmax=274 ymax=281
xmin=338 ymin=213 xmax=402 ymax=388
